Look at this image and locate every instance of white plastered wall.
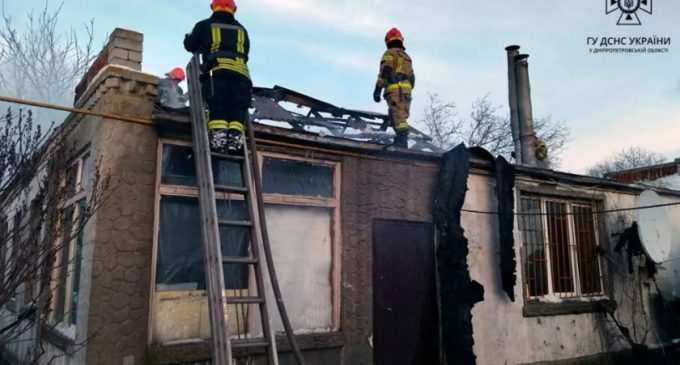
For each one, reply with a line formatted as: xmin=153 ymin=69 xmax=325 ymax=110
xmin=465 ymin=171 xmax=680 ymax=365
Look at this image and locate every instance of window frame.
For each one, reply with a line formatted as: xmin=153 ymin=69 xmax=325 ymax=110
xmin=48 ymin=151 xmax=90 ymax=330
xmin=148 ymin=140 xmax=343 ymax=344
xmin=6 ymin=208 xmax=26 ymax=313
xmin=518 ymin=193 xmax=606 ymax=303
xmin=258 ymin=151 xmax=343 ymax=330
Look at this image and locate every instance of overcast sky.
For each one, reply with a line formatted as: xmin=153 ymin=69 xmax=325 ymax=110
xmin=3 ymin=0 xmax=679 ymax=173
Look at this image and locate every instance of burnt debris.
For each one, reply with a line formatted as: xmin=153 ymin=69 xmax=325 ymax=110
xmin=495 ymin=156 xmax=516 ymax=301
xmin=433 ymin=144 xmax=484 ymax=365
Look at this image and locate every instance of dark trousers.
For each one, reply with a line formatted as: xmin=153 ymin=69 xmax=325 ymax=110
xmin=203 ymin=70 xmax=252 ymax=130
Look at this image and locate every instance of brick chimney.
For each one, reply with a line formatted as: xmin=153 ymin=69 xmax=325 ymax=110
xmin=74 ymin=28 xmax=144 ymax=105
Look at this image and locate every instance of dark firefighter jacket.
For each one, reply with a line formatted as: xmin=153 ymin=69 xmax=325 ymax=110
xmin=184 ymin=11 xmax=251 ymax=81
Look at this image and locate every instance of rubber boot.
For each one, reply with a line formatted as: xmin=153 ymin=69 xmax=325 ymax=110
xmin=227 ymin=129 xmax=244 ymax=155
xmin=209 ymin=128 xmax=228 ymax=153
xmin=394 ymin=131 xmax=409 ymax=149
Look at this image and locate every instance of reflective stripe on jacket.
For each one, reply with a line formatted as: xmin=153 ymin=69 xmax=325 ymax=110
xmin=184 ymin=12 xmax=251 ymax=80
xmin=376 ymin=47 xmax=415 ymax=93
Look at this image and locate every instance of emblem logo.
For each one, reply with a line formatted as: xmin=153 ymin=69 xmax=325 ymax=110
xmin=606 ymin=0 xmax=653 ymax=25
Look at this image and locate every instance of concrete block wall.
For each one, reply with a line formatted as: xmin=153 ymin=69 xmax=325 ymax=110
xmin=83 ymin=69 xmax=158 ymax=365
xmin=65 ymin=25 xmax=158 ymax=364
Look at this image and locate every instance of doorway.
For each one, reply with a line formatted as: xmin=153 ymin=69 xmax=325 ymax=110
xmin=373 ymin=219 xmax=439 ymax=365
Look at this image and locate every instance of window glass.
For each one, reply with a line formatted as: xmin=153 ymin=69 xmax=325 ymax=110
xmin=156 ymin=196 xmax=249 ymax=291
xmin=573 ymin=205 xmax=602 ymax=295
xmin=161 ymin=144 xmax=242 ymax=187
xmin=519 ymin=198 xmax=548 ymax=297
xmin=546 ymin=201 xmax=574 ymax=293
xmin=70 ymin=200 xmax=86 ymax=325
xmin=80 ymin=154 xmax=92 ymax=192
xmin=262 ymin=158 xmax=333 ymax=198
xmin=65 ymin=163 xmax=79 ymax=197
xmin=55 ymin=206 xmax=75 ymax=323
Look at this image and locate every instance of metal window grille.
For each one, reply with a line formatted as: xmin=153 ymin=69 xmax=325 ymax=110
xmin=520 ymin=196 xmax=605 ymax=300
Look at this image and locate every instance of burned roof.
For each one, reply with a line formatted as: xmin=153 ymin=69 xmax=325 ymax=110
xmin=252 ymin=86 xmax=438 ymax=152
xmin=152 ymin=85 xmax=680 ymax=197
xmin=154 ymin=85 xmax=439 ymax=153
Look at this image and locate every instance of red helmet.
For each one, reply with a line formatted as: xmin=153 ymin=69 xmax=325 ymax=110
xmin=385 ymin=27 xmax=404 ymax=44
xmin=168 ymin=67 xmax=186 ymax=81
xmin=211 ymin=0 xmax=237 ymax=13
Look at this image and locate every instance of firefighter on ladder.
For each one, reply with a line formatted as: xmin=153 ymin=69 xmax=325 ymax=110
xmin=184 ymin=0 xmax=251 ymax=154
xmin=373 ymin=27 xmax=415 ymax=149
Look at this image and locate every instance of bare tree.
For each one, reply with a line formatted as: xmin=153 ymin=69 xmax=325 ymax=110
xmin=420 ymin=93 xmax=461 ymax=149
xmin=586 ymin=146 xmax=667 ymax=177
xmin=462 ymin=95 xmax=514 ymax=155
xmin=0 ymin=108 xmax=108 ymax=364
xmin=419 ymin=93 xmax=570 ymax=166
xmin=0 ymin=0 xmax=95 ymax=122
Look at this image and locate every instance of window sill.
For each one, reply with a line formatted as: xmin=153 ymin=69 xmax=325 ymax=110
xmin=42 ymin=324 xmax=76 ymax=351
xmin=523 ymin=298 xmax=617 ymax=317
xmin=149 ymin=332 xmax=345 ymax=363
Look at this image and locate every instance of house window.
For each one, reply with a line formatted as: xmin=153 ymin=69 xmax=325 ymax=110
xmin=156 ymin=196 xmax=249 ymax=291
xmin=260 ymin=153 xmax=340 ymax=332
xmin=50 ymin=153 xmax=90 ymax=329
xmin=519 ymin=196 xmax=603 ymax=301
xmin=151 ymin=143 xmax=341 ymax=344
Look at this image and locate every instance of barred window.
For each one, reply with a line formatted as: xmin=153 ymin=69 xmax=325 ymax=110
xmin=519 ymin=196 xmax=604 ymax=300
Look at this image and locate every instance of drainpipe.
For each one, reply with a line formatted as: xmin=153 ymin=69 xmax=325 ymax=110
xmin=505 ymin=45 xmax=522 ymax=163
xmin=514 ymin=54 xmax=538 ymax=166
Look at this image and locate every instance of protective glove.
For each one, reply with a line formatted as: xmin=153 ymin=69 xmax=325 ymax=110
xmin=373 ymin=85 xmax=382 ymax=103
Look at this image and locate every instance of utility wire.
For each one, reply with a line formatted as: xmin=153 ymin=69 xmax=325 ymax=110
xmin=0 ymin=95 xmax=153 ymax=126
xmin=3 ymin=95 xmax=680 ymax=218
xmin=462 ymin=201 xmax=680 ymax=216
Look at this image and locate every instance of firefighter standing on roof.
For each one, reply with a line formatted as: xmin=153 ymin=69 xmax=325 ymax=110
xmin=373 ymin=27 xmax=415 ymax=149
xmin=184 ymin=0 xmax=251 ymax=154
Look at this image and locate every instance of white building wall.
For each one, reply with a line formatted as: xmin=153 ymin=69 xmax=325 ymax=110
xmin=464 ymin=172 xmax=680 ymax=365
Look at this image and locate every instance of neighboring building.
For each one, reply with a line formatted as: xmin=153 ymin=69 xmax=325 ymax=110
xmin=1 ymin=28 xmax=680 ymax=365
xmin=606 ymin=159 xmax=680 ymax=190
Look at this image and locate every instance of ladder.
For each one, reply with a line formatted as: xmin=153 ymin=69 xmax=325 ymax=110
xmin=186 ymin=55 xmax=293 ymax=365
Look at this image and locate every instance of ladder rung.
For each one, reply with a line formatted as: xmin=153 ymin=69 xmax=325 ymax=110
xmin=211 ymin=151 xmax=245 ymax=162
xmin=226 ymin=296 xmax=264 ymax=304
xmin=218 ymin=220 xmax=253 ymax=227
xmin=231 ymin=338 xmax=270 ymax=349
xmin=214 ymin=184 xmax=248 ymax=194
xmin=222 ymin=256 xmax=259 ymax=264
